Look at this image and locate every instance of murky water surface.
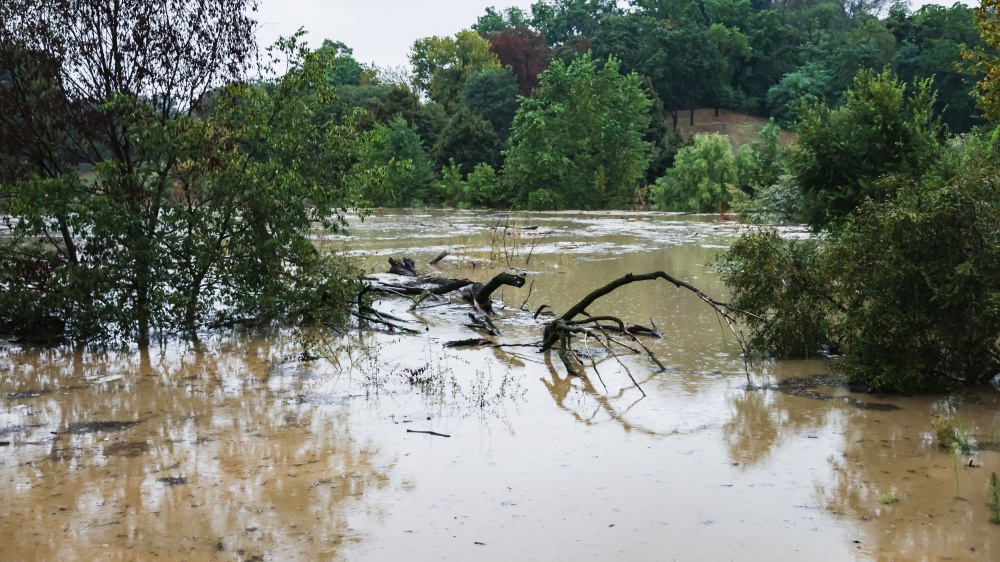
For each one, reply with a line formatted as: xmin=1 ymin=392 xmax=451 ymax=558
xmin=3 ymin=210 xmax=999 ymax=561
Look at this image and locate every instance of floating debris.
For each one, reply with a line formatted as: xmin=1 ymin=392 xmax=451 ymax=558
xmin=64 ymin=420 xmax=140 ymax=434
xmin=158 ymin=476 xmax=187 ymax=486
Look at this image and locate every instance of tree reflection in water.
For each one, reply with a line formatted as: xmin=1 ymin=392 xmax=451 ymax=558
xmin=0 ymin=337 xmax=392 ymax=560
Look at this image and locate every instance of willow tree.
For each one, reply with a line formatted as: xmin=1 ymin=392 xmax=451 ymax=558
xmin=0 ymin=1 xmax=377 ymax=343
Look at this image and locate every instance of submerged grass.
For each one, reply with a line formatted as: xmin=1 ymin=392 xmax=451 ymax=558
xmin=878 ymin=492 xmax=899 ymax=505
xmin=988 ymin=472 xmax=1000 ymax=524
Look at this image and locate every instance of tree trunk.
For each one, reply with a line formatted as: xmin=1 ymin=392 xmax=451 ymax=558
xmin=473 ymin=272 xmax=526 ymax=313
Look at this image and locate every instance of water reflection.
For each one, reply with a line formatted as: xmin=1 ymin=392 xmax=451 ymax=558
xmin=0 ymin=337 xmax=391 ymax=560
xmin=7 ymin=211 xmax=1000 ymax=561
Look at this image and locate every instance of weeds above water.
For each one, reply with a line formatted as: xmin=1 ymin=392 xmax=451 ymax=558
xmin=932 ymin=416 xmax=976 ymax=454
xmin=987 ymin=473 xmax=1000 ymax=524
xmin=454 ymin=360 xmax=525 ymax=414
xmin=306 ymin=333 xmax=525 ymax=415
xmin=931 ymin=416 xmax=978 ymax=499
xmin=879 ymin=492 xmax=899 ymax=505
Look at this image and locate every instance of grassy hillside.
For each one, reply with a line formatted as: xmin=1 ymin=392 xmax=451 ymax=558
xmin=673 ymin=108 xmax=796 ymax=149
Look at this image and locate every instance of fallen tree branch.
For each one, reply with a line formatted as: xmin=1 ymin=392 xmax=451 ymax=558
xmin=541 ymin=271 xmax=750 ymax=384
xmin=470 ymin=272 xmax=527 ymax=313
xmin=406 ymin=429 xmax=451 ymax=438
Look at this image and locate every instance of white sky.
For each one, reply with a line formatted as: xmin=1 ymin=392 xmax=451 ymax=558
xmin=253 ymin=0 xmax=977 ymax=70
xmin=254 ymin=1 xmax=537 ymax=69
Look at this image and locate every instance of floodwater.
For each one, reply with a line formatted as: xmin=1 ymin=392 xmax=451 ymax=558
xmin=2 ymin=209 xmax=999 ymax=561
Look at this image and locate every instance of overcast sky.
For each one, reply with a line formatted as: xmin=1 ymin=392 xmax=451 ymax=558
xmin=253 ymin=0 xmax=976 ymax=70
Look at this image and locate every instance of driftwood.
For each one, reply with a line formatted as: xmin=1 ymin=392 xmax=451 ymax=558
xmin=388 ymin=257 xmax=420 ymax=277
xmin=406 ymin=429 xmax=451 ymax=438
xmin=463 ymin=272 xmax=526 ymax=313
xmin=357 ymin=266 xmax=745 ymax=395
xmin=372 ymin=259 xmax=526 ymax=315
xmin=539 ymin=272 xmax=750 ymax=392
xmin=428 ymin=250 xmax=450 ymax=265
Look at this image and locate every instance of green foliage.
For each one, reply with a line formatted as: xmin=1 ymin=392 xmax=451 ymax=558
xmin=826 ymin=165 xmax=1000 ymax=392
xmin=461 ymin=67 xmax=520 ymax=137
xmin=718 ymin=229 xmax=836 ymax=358
xmin=409 ymin=30 xmax=501 ymax=110
xmin=878 ymin=492 xmax=899 ymax=505
xmin=431 ymin=107 xmax=501 ymax=179
xmin=728 ymin=120 xmax=803 ymax=223
xmin=962 ymin=0 xmax=1000 ymax=123
xmin=792 ymin=68 xmax=942 ymax=230
xmin=0 ymin=26 xmax=375 ymax=342
xmin=704 ymin=0 xmax=752 ymax=28
xmin=988 ymin=472 xmax=1000 ymax=524
xmin=722 ymin=122 xmax=1000 ymax=393
xmin=652 ymin=133 xmax=743 ymax=212
xmin=590 ymin=14 xmax=723 ymax=121
xmin=463 ymin=163 xmax=507 ymax=208
xmin=932 ymin=416 xmax=975 ymax=453
xmin=730 ymin=174 xmax=807 ymax=225
xmin=473 ymin=6 xmax=531 ymax=34
xmin=355 ymin=116 xmax=433 ymax=207
xmin=435 ymin=159 xmax=466 ymax=207
xmin=767 ymin=63 xmax=834 ymax=124
xmin=891 ymin=4 xmax=984 ymax=133
xmin=504 ymin=53 xmax=652 ymax=210
xmin=316 ymin=40 xmax=363 ymax=86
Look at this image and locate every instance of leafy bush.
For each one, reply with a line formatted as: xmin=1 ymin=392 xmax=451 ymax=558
xmin=463 ymin=163 xmax=507 ymax=208
xmin=719 ymin=228 xmax=836 ymax=358
xmin=826 ymin=167 xmax=1000 ymax=392
xmin=722 ymin=133 xmax=1000 ymax=392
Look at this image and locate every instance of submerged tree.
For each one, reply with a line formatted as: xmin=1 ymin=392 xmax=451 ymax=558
xmin=0 ymin=2 xmax=377 ymax=343
xmin=721 ymin=60 xmax=1000 ymax=392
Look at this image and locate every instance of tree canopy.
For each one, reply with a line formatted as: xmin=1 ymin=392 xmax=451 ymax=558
xmin=504 ymin=53 xmax=651 ymax=210
xmin=0 ymin=3 xmax=379 ymax=343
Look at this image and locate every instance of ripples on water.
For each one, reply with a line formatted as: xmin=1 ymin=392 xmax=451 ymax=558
xmin=2 ymin=210 xmax=999 ymax=561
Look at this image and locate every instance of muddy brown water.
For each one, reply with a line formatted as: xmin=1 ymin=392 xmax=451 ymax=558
xmin=3 ymin=210 xmax=999 ymax=561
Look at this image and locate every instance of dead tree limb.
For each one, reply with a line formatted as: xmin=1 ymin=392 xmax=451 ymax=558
xmin=542 ymin=271 xmax=745 ymax=352
xmin=541 ymin=271 xmax=750 ymax=384
xmin=468 ymin=272 xmax=527 ymax=313
xmin=428 ymin=250 xmax=450 ymax=265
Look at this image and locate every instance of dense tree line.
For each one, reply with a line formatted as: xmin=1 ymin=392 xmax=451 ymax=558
xmin=319 ymin=0 xmax=988 ymax=212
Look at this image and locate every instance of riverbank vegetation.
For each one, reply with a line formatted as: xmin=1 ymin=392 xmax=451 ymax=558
xmin=3 ymin=0 xmax=1000 ymax=393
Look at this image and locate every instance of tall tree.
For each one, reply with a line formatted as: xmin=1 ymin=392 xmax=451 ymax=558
xmin=316 ymin=39 xmax=363 ymax=86
xmin=409 ymin=30 xmax=501 ymax=110
xmin=431 ymin=107 xmax=501 ymax=179
xmin=792 ymin=68 xmax=942 ymax=229
xmin=461 ymin=67 xmax=520 ymax=137
xmin=0 ymin=4 xmax=374 ymax=342
xmin=890 ymin=4 xmax=983 ymax=132
xmin=487 ymin=25 xmax=551 ymax=95
xmin=504 ymin=53 xmax=652 ymax=210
